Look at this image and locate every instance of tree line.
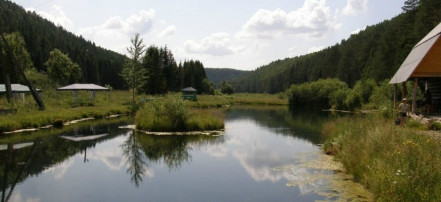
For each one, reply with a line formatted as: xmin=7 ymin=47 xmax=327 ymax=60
xmin=0 ymin=0 xmax=125 ymax=88
xmin=121 ymin=34 xmax=213 ymax=103
xmin=233 ymin=0 xmax=441 ymax=94
xmin=0 ymin=0 xmax=212 ymax=95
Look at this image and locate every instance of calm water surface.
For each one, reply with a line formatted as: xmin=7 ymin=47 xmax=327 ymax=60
xmin=0 ymin=107 xmax=367 ymax=202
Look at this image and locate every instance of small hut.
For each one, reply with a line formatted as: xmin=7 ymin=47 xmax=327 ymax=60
xmin=57 ymin=83 xmax=110 ymax=105
xmin=181 ymin=87 xmax=197 ymax=101
xmin=389 ymin=21 xmax=441 ymax=114
xmin=0 ymin=84 xmax=42 ymax=103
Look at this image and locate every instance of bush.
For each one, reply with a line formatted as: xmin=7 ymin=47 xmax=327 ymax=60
xmin=287 ymin=78 xmax=348 ymax=108
xmin=136 ymin=93 xmax=224 ymax=132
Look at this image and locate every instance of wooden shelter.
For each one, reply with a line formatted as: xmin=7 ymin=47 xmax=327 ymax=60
xmin=390 ymin=22 xmax=441 ymax=113
xmin=181 ymin=87 xmax=197 ymax=101
xmin=0 ymin=84 xmax=42 ymax=103
xmin=57 ymin=83 xmax=110 ymax=105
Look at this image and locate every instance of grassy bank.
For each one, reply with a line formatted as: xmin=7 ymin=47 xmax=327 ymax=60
xmin=322 ymin=113 xmax=441 ymax=201
xmin=0 ymin=90 xmax=132 ymax=133
xmin=136 ymin=93 xmax=224 ymax=132
xmin=188 ymin=93 xmax=288 ymax=108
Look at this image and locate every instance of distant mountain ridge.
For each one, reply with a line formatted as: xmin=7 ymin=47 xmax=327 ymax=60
xmin=205 ymin=68 xmax=250 ymax=87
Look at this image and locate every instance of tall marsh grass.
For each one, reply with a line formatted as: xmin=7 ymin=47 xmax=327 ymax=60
xmin=322 ymin=114 xmax=441 ymax=201
xmin=136 ymin=93 xmax=224 ymax=132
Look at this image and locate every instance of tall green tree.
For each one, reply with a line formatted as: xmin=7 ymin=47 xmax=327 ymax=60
xmin=142 ymin=45 xmax=166 ymax=94
xmin=120 ymin=33 xmax=147 ymax=103
xmin=45 ymin=49 xmax=82 ymax=86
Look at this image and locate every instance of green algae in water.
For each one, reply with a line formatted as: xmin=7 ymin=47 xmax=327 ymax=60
xmin=274 ymin=152 xmax=374 ymax=201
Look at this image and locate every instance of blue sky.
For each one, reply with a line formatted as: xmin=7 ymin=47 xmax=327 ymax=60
xmin=11 ymin=0 xmax=404 ymax=70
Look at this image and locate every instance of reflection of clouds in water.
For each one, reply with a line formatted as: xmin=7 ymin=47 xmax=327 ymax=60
xmin=234 ymin=148 xmax=333 ymax=195
xmin=233 ymin=147 xmax=300 ymax=183
xmin=89 ymin=148 xmax=125 ymax=171
xmin=42 ymin=159 xmax=74 ymax=180
xmin=9 ymin=190 xmax=41 ymax=202
xmin=198 ymin=144 xmax=228 ymax=158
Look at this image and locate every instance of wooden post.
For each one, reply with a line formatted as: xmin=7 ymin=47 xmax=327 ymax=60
xmin=394 ymin=84 xmax=397 ymax=109
xmin=401 ymin=82 xmax=407 ymax=99
xmin=412 ymin=78 xmax=418 ymax=113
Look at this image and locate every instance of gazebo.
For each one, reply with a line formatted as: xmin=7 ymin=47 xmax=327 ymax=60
xmin=181 ymin=87 xmax=197 ymax=101
xmin=0 ymin=84 xmax=42 ymax=103
xmin=389 ymin=21 xmax=441 ymax=113
xmin=57 ymin=83 xmax=110 ymax=105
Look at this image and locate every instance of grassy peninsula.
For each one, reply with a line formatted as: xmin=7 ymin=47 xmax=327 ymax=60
xmin=322 ymin=113 xmax=441 ymax=201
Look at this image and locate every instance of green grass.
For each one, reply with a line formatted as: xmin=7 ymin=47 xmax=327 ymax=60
xmin=0 ymin=90 xmax=132 ymax=133
xmin=322 ymin=114 xmax=441 ymax=201
xmin=136 ymin=93 xmax=224 ymax=132
xmin=188 ymin=93 xmax=288 ymax=108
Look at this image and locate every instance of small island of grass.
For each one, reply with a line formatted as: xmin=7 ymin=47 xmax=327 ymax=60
xmin=135 ymin=93 xmax=224 ymax=133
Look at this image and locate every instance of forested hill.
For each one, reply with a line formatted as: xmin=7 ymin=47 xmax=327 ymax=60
xmin=205 ymin=68 xmax=250 ymax=87
xmin=233 ymin=0 xmax=441 ymax=94
xmin=0 ymin=0 xmax=126 ymax=89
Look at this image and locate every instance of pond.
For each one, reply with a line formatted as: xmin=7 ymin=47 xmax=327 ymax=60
xmin=0 ymin=106 xmax=371 ymax=202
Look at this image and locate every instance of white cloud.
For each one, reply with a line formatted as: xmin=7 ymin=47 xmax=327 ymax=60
xmin=288 ymin=46 xmax=298 ymax=57
xmin=158 ymin=25 xmax=176 ymax=37
xmin=78 ymin=9 xmax=155 ymax=54
xmin=307 ymin=46 xmax=325 ymax=54
xmin=27 ymin=5 xmax=74 ymax=32
xmin=350 ymin=25 xmax=367 ymax=35
xmin=185 ymin=33 xmax=237 ymax=56
xmin=343 ymin=0 xmax=368 ymax=16
xmin=239 ymin=0 xmax=338 ymax=39
xmin=80 ymin=9 xmax=155 ymax=36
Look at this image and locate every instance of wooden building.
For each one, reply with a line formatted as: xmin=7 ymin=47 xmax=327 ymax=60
xmin=389 ymin=22 xmax=441 ymax=113
xmin=181 ymin=87 xmax=197 ymax=101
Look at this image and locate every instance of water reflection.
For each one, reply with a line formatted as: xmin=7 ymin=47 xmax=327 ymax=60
xmin=121 ymin=131 xmax=146 ymax=187
xmin=226 ymin=106 xmax=329 ymax=144
xmin=0 ymin=107 xmax=366 ymax=201
xmin=0 ymin=118 xmax=132 ymax=202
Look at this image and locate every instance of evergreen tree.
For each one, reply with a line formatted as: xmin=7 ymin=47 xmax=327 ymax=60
xmin=402 ymin=0 xmax=420 ymax=13
xmin=142 ymin=46 xmax=166 ymax=94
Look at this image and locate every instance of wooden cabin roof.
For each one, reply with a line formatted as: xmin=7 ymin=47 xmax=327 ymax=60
xmin=390 ymin=22 xmax=441 ymax=84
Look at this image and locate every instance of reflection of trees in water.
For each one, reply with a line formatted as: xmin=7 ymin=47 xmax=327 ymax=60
xmin=0 ymin=118 xmax=132 ymax=201
xmin=226 ymin=106 xmax=330 ymax=144
xmin=120 ymin=131 xmax=225 ymax=187
xmin=121 ymin=131 xmax=146 ymax=187
xmin=1 ymin=141 xmax=39 ymax=202
xmin=136 ymin=133 xmax=225 ymax=171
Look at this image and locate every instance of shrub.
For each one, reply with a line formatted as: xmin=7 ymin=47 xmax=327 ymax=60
xmin=287 ymin=78 xmax=348 ymax=108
